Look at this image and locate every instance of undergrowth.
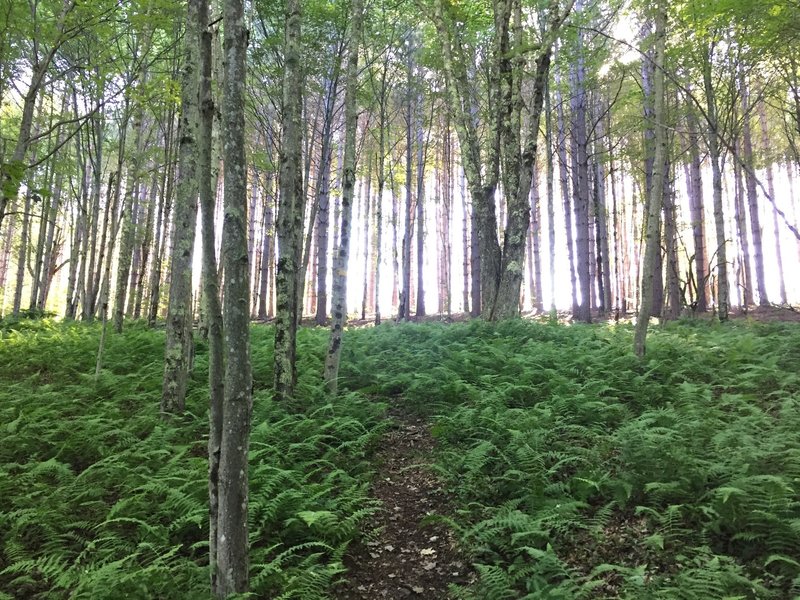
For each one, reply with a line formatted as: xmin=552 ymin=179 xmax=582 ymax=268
xmin=340 ymin=318 xmax=800 ymax=599
xmin=3 ymin=316 xmax=799 ymax=599
xmin=0 ymin=320 xmax=385 ymax=599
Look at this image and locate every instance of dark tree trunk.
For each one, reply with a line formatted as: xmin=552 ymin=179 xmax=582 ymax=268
xmin=274 ymin=0 xmax=306 ymax=401
xmin=215 ymin=0 xmax=252 ymax=592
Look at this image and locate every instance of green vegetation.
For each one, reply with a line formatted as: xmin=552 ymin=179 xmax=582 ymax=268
xmin=344 ymin=319 xmax=800 ymax=598
xmin=0 ymin=321 xmax=385 ymax=599
xmin=2 ymin=317 xmax=800 ymax=598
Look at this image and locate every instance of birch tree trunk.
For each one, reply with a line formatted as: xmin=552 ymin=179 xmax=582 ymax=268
xmin=663 ymin=154 xmax=681 ymax=320
xmin=147 ymin=114 xmax=176 ymax=326
xmin=360 ymin=157 xmax=372 ymax=320
xmin=545 ymin=77 xmax=556 ymax=311
xmin=593 ymin=100 xmax=612 ymax=313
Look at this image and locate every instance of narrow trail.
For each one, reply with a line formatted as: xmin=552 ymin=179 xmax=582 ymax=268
xmin=334 ymin=405 xmax=472 ymax=599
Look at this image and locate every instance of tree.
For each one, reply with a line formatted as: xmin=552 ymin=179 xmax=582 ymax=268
xmin=324 ymin=0 xmax=364 ymax=395
xmin=431 ymin=0 xmax=575 ymax=320
xmin=274 ymin=0 xmax=305 ymax=402
xmin=161 ymin=0 xmax=201 ymax=416
xmin=633 ymin=0 xmax=666 ymax=357
xmin=214 ymin=0 xmax=252 ymax=593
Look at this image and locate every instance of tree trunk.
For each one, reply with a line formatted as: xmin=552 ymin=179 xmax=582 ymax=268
xmin=314 ymin=70 xmax=339 ymax=325
xmin=0 ymin=208 xmax=16 ymax=311
xmin=214 ymin=0 xmax=252 ymax=593
xmin=663 ymin=154 xmax=681 ymax=320
xmin=686 ymin=100 xmax=708 ymax=312
xmin=556 ymin=72 xmax=577 ymax=314
xmin=400 ymin=69 xmax=414 ymax=320
xmin=460 ymin=169 xmax=470 ymax=313
xmin=733 ymin=144 xmax=753 ymax=306
xmin=161 ymin=0 xmax=201 ymax=416
xmin=12 ymin=192 xmax=32 ymax=316
xmin=530 ymin=164 xmax=543 ymax=311
xmin=739 ymin=70 xmax=768 ymax=305
xmin=258 ymin=174 xmax=275 ymax=320
xmin=545 ymin=77 xmax=556 ymax=311
xmin=134 ymin=173 xmax=159 ymax=319
xmin=274 ymin=0 xmax=305 ymax=402
xmin=147 ymin=114 xmax=176 ymax=327
xmin=113 ymin=114 xmax=147 ymax=332
xmin=634 ymin=2 xmax=667 ymax=356
xmin=197 ymin=9 xmax=224 ymax=593
xmin=759 ymin=101 xmax=786 ymax=304
xmin=570 ymin=48 xmax=591 ymax=322
xmin=390 ymin=162 xmax=400 ymax=313
xmin=415 ymin=108 xmax=426 ymax=317
xmin=324 ymin=0 xmax=363 ymax=395
xmin=593 ymin=100 xmax=612 ymax=314
xmin=360 ymin=157 xmax=372 ymax=320
xmin=703 ymin=52 xmax=729 ymax=321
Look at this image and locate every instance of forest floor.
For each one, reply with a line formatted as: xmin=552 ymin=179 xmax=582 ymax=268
xmin=334 ymin=403 xmax=472 ymax=599
xmin=2 ymin=316 xmax=800 ymax=599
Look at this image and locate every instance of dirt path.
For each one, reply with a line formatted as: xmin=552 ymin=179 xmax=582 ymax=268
xmin=334 ymin=406 xmax=472 ymax=599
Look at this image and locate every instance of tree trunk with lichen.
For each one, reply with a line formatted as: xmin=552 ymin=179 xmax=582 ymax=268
xmin=274 ymin=0 xmax=305 ymax=402
xmin=161 ymin=0 xmax=201 ymax=416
